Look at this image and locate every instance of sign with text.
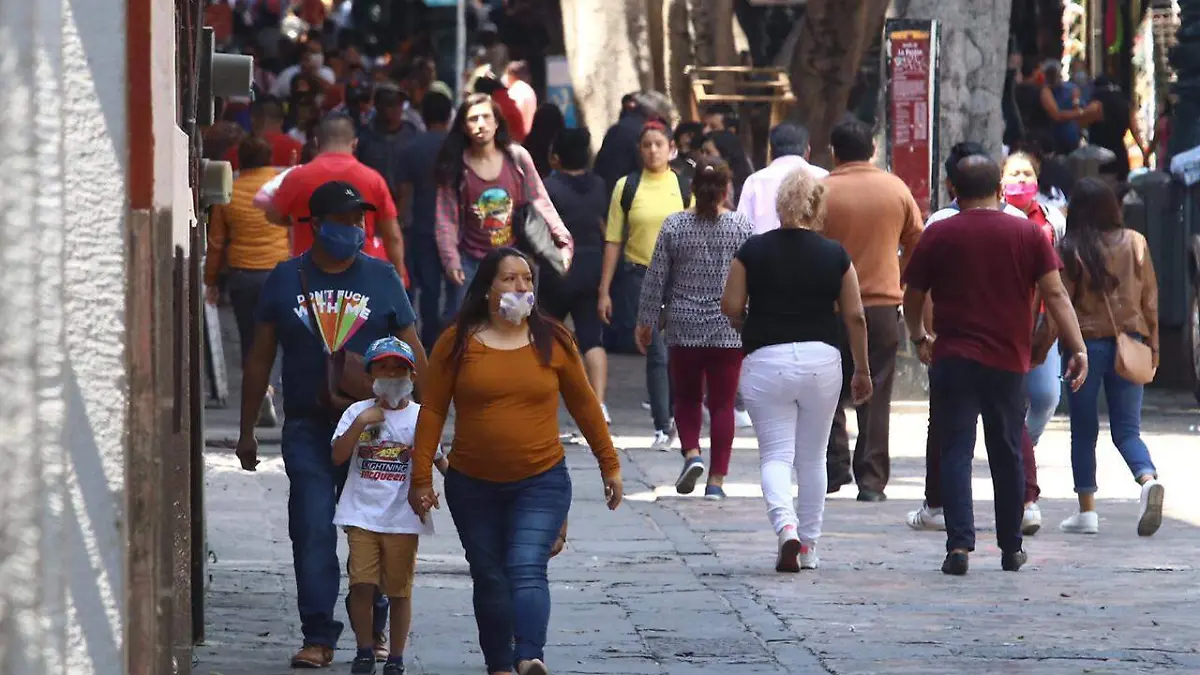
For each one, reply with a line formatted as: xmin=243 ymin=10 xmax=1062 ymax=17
xmin=884 ymin=19 xmax=940 ymax=216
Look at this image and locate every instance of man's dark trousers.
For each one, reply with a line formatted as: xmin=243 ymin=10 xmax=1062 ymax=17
xmin=929 ymin=356 xmax=1026 ymax=554
xmin=827 ymin=305 xmax=900 ymax=493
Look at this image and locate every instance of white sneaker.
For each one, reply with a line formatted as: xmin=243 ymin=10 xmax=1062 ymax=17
xmin=601 ymin=403 xmax=612 ymax=425
xmin=650 ymin=430 xmax=672 ymax=452
xmin=775 ymin=526 xmax=800 ymax=573
xmin=1022 ymin=503 xmax=1043 ymax=535
xmin=1060 ymin=511 xmax=1100 ymax=534
xmin=734 ymin=409 xmax=753 ymax=429
xmin=1137 ymin=479 xmax=1165 ymax=537
xmin=906 ymin=504 xmax=945 ymax=531
xmin=799 ymin=543 xmax=819 ymax=570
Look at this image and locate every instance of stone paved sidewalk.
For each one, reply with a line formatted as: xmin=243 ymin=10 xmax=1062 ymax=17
xmin=196 ymin=307 xmax=1200 ymax=674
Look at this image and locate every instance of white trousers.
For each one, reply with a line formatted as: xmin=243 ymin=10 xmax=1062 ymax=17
xmin=739 ymin=342 xmax=843 ymax=545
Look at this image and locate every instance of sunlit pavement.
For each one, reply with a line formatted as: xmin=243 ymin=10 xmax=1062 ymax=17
xmin=196 ymin=344 xmax=1200 ymax=675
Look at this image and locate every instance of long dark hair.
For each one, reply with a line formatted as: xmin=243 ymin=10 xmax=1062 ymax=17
xmin=691 ymin=156 xmax=732 ymax=221
xmin=524 ymin=103 xmax=565 ymax=178
xmin=702 ymin=130 xmax=753 ymax=203
xmin=449 ymin=248 xmax=575 ymax=367
xmin=434 ymin=93 xmax=513 ymax=191
xmin=1061 ymin=177 xmax=1122 ymax=294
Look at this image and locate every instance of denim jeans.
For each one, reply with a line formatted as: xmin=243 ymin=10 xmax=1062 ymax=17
xmin=623 ymin=263 xmax=672 ymax=432
xmin=226 ymin=268 xmax=281 ymax=388
xmin=1025 ymin=339 xmax=1061 ymax=445
xmin=281 ymin=416 xmax=386 ymax=647
xmin=445 ymin=462 xmax=572 ymax=672
xmin=1065 ymin=337 xmax=1157 ymax=493
xmin=929 ymin=358 xmax=1026 ymax=555
xmin=445 ymin=252 xmax=483 ymax=321
xmin=407 ymin=232 xmax=455 ymax=349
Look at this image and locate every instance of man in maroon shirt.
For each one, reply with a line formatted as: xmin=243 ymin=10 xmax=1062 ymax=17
xmin=902 ymin=155 xmax=1088 ymax=576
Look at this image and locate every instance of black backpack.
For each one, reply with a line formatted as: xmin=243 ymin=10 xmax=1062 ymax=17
xmin=618 ymin=169 xmax=693 ymax=247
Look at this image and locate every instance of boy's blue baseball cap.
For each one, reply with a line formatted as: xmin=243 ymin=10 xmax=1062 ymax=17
xmin=364 ymin=336 xmax=416 ymax=372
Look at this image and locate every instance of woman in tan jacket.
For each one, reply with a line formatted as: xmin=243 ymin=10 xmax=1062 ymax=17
xmin=1058 ymin=178 xmax=1164 ymax=537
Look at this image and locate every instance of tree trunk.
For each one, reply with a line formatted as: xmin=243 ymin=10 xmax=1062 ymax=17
xmin=789 ymin=0 xmax=890 ymax=167
xmin=560 ymin=0 xmax=655 ymax=150
xmin=894 ymin=0 xmax=1013 ymax=168
xmin=664 ymin=0 xmax=694 ymax=119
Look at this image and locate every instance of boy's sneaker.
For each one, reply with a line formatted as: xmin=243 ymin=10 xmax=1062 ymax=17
xmin=675 ymin=457 xmax=706 ymax=495
xmin=906 ymin=503 xmax=945 ymax=531
xmin=1137 ymin=479 xmax=1165 ymax=537
xmin=799 ymin=543 xmax=819 ymax=570
xmin=776 ymin=526 xmax=801 ymax=573
xmin=382 ymin=661 xmax=405 ymax=675
xmin=650 ymin=430 xmax=672 ymax=452
xmin=351 ymin=654 xmax=377 ymax=674
xmin=1059 ymin=511 xmax=1099 ymax=534
xmin=1021 ymin=503 xmax=1042 ymax=535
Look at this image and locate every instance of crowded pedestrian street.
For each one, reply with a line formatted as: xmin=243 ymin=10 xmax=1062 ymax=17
xmin=196 ymin=311 xmax=1200 ymax=675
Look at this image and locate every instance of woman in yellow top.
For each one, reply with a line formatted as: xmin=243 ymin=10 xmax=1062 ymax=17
xmin=409 ymin=248 xmax=623 ymax=675
xmin=204 ymin=135 xmax=290 ymax=426
xmin=597 ymin=119 xmax=689 ymax=450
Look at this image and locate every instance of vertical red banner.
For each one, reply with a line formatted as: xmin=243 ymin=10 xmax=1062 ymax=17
xmin=885 ymin=21 xmax=938 ymax=217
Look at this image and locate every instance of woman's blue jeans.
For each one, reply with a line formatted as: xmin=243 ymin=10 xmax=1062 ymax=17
xmin=1025 ymin=340 xmax=1061 ymax=445
xmin=1065 ymin=337 xmax=1157 ymax=494
xmin=445 ymin=461 xmax=572 ymax=671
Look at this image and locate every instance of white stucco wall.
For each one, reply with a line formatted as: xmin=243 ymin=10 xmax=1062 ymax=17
xmin=0 ymin=0 xmax=128 ymax=672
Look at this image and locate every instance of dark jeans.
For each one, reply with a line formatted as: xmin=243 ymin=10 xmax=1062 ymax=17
xmin=445 ymin=462 xmax=572 ymax=672
xmin=827 ymin=305 xmax=900 ymax=493
xmin=622 ymin=263 xmax=672 ymax=432
xmin=281 ymin=416 xmax=386 ymax=647
xmin=924 ymin=417 xmax=1040 ymax=508
xmin=929 ymin=357 xmax=1026 ymax=555
xmin=407 ymin=232 xmax=455 ymax=349
xmin=226 ymin=268 xmax=271 ymax=363
xmin=445 ymin=252 xmax=483 ymax=320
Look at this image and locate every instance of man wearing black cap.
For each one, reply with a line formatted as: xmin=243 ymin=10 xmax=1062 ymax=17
xmin=238 ymin=180 xmax=426 ymax=668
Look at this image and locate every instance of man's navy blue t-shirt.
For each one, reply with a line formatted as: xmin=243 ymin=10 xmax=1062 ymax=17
xmin=395 ymin=129 xmax=448 ymax=236
xmin=257 ymin=253 xmax=416 ymax=417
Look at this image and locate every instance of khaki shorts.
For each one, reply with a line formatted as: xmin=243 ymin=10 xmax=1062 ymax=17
xmin=346 ymin=527 xmax=419 ymax=598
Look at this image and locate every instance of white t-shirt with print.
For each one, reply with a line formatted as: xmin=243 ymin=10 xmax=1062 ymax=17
xmin=332 ymin=400 xmax=444 ymax=535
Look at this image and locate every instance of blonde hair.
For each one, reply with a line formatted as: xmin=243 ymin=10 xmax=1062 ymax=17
xmin=776 ymin=168 xmax=827 ymax=230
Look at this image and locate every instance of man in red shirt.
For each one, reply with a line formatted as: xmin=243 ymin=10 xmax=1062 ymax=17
xmin=902 ymin=155 xmax=1088 ymax=576
xmin=226 ymin=97 xmax=303 ymax=171
xmin=266 ymin=115 xmax=407 ymax=284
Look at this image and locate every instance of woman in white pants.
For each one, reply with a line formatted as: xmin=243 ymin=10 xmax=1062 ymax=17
xmin=721 ymin=168 xmax=873 ymax=572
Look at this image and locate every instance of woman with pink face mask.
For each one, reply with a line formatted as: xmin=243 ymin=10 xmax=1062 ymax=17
xmin=999 ymin=150 xmax=1066 ymax=536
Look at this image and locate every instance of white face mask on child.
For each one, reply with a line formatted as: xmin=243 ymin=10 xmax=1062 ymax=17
xmin=373 ymin=377 xmax=413 ymax=407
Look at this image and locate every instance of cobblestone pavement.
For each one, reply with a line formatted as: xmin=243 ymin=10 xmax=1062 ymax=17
xmin=196 ymin=308 xmax=1200 ymax=675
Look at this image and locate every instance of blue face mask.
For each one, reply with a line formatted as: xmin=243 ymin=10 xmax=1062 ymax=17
xmin=315 ymin=221 xmax=365 ymax=261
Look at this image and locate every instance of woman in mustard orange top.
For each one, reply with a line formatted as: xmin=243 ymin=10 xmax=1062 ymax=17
xmin=409 ymin=248 xmax=622 ymax=675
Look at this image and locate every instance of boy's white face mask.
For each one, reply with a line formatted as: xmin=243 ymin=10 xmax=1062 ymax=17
xmin=373 ymin=377 xmax=413 ymax=407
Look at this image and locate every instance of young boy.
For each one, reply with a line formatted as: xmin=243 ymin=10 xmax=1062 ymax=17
xmin=332 ymin=336 xmax=447 ymax=675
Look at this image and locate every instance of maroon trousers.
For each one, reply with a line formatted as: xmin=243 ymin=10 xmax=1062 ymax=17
xmin=924 ymin=413 xmax=1041 ymax=508
xmin=668 ymin=346 xmax=743 ymax=476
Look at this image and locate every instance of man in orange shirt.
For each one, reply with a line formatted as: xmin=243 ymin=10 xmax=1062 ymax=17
xmin=821 ymin=117 xmax=924 ymax=502
xmin=266 ymin=115 xmax=408 ymax=285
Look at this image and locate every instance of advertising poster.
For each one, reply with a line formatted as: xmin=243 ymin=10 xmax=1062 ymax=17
xmin=884 ymin=19 xmax=940 ymax=216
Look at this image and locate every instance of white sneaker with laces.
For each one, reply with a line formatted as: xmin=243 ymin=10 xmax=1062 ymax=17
xmin=799 ymin=543 xmax=819 ymax=570
xmin=650 ymin=430 xmax=672 ymax=452
xmin=906 ymin=504 xmax=945 ymax=531
xmin=776 ymin=526 xmax=800 ymax=573
xmin=734 ymin=409 xmax=753 ymax=429
xmin=1137 ymin=479 xmax=1165 ymax=537
xmin=1060 ymin=511 xmax=1100 ymax=534
xmin=1022 ymin=503 xmax=1043 ymax=535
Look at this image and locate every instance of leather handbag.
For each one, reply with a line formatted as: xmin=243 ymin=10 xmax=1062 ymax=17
xmin=298 ymin=265 xmax=375 ymax=415
xmin=1101 ymin=290 xmax=1155 ymax=385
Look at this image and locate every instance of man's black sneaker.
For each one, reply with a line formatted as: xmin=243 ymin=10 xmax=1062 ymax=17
xmin=351 ymin=655 xmax=377 ymax=674
xmin=382 ymin=662 xmax=405 ymax=675
xmin=1001 ymin=549 xmax=1028 ymax=572
xmin=941 ymin=551 xmax=969 ymax=575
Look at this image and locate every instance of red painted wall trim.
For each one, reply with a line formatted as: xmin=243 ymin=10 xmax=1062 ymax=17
xmin=127 ymin=0 xmax=153 ymax=210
